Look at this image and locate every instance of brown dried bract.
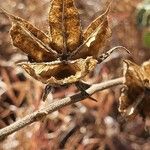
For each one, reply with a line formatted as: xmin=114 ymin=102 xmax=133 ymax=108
xmin=119 ymin=60 xmax=150 ymax=119
xmin=1 ymin=1 xmax=111 ymax=85
xmin=17 ymin=57 xmax=97 ymax=85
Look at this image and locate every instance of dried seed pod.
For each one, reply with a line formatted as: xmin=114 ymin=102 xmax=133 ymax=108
xmin=71 ymin=19 xmax=111 ymax=59
xmin=1 ymin=8 xmax=57 ymax=62
xmin=1 ymin=1 xmax=111 ymax=62
xmin=49 ymin=0 xmax=83 ymax=53
xmin=119 ymin=60 xmax=150 ymax=119
xmin=10 ymin=23 xmax=57 ymax=62
xmin=83 ymin=5 xmax=110 ymax=40
xmin=71 ymin=6 xmax=111 ymax=59
xmin=1 ymin=1 xmax=112 ymax=86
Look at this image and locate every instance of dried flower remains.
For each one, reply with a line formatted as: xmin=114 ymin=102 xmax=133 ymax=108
xmin=119 ymin=60 xmax=150 ymax=119
xmin=1 ymin=0 xmax=112 ymax=87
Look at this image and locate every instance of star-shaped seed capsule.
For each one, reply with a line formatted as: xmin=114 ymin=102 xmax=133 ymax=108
xmin=1 ymin=0 xmax=111 ymax=86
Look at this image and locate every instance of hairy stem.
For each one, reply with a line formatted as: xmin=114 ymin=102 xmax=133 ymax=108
xmin=0 ymin=77 xmax=124 ymax=139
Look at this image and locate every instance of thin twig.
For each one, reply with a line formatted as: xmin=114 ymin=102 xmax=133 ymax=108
xmin=0 ymin=77 xmax=124 ymax=139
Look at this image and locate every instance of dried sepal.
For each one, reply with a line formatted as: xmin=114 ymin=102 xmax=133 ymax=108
xmin=71 ymin=6 xmax=111 ymax=59
xmin=49 ymin=0 xmax=83 ymax=53
xmin=17 ymin=57 xmax=97 ymax=85
xmin=119 ymin=60 xmax=150 ymax=119
xmin=1 ymin=8 xmax=57 ymax=62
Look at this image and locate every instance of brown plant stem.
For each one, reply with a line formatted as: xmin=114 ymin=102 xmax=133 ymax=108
xmin=0 ymin=77 xmax=124 ymax=139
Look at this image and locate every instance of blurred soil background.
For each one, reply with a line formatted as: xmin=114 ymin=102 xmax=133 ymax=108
xmin=0 ymin=0 xmax=150 ymax=149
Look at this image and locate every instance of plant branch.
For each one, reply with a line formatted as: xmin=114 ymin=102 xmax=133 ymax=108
xmin=0 ymin=77 xmax=124 ymax=139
